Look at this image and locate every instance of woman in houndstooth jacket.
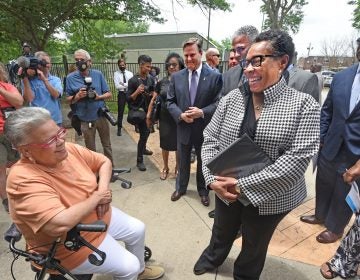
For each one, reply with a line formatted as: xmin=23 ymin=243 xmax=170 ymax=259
xmin=194 ymin=30 xmax=320 ymax=279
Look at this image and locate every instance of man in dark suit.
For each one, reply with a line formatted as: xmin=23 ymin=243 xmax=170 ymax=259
xmin=287 ymin=65 xmax=319 ymax=102
xmin=167 ymin=37 xmax=222 ymax=206
xmin=222 ymin=25 xmax=259 ymax=96
xmin=300 ymin=44 xmax=360 ymax=243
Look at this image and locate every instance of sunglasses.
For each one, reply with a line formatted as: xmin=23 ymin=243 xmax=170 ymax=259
xmin=240 ymin=55 xmax=279 ymax=69
xmin=19 ymin=127 xmax=67 ymax=149
xmin=235 ymin=46 xmax=246 ymax=54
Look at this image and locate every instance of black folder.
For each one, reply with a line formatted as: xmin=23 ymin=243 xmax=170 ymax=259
xmin=206 ymin=133 xmax=273 ymax=205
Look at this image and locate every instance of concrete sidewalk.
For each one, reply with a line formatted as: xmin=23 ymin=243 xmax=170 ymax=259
xmin=0 ymin=123 xmax=336 ymax=280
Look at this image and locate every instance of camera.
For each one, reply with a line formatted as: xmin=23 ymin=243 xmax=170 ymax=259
xmin=8 ymin=56 xmax=47 ymax=83
xmin=98 ymin=106 xmax=117 ymax=126
xmin=84 ymin=77 xmax=97 ymax=100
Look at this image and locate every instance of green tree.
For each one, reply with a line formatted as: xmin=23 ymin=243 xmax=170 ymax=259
xmin=348 ymin=0 xmax=360 ymax=29
xmin=250 ymin=0 xmax=308 ymax=33
xmin=64 ymin=20 xmax=148 ymax=61
xmin=0 ymin=0 xmax=231 ymax=53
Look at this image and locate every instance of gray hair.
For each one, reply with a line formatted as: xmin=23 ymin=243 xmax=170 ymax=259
xmin=231 ymin=25 xmax=259 ymax=44
xmin=4 ymin=107 xmax=52 ymax=147
xmin=74 ymin=49 xmax=91 ymax=60
xmin=34 ymin=51 xmax=49 ymax=60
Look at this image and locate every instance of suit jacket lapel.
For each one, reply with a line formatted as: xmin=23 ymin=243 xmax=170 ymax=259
xmin=182 ymin=69 xmax=191 ymax=106
xmin=194 ymin=65 xmax=208 ymax=105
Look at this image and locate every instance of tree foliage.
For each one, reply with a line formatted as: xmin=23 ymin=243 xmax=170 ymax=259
xmin=250 ymin=0 xmax=308 ymax=34
xmin=0 ymin=0 xmax=231 ymax=62
xmin=348 ymin=0 xmax=360 ymax=29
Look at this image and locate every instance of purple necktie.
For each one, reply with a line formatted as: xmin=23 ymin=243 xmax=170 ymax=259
xmin=189 ymin=70 xmax=198 ymax=105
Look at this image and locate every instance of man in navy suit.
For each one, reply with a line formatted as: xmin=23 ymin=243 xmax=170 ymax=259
xmin=167 ymin=37 xmax=222 ymax=206
xmin=301 ymin=43 xmax=360 ymax=243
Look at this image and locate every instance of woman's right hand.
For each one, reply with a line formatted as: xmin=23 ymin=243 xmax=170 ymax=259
xmin=92 ymin=189 xmax=112 ymax=205
xmin=209 ymin=176 xmax=240 ymax=202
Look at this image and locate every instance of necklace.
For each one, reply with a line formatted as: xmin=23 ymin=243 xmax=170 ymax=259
xmin=254 ymin=104 xmax=263 ymax=111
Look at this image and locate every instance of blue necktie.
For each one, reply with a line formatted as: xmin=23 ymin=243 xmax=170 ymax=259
xmin=189 ymin=71 xmax=198 ymax=105
xmin=349 ymin=72 xmax=360 ymax=113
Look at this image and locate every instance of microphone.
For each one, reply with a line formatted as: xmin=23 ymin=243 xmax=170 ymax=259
xmin=16 ymin=56 xmax=30 ymax=69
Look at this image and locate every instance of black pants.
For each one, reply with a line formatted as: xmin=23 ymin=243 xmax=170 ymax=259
xmin=117 ymin=91 xmax=126 ymax=130
xmin=176 ymin=142 xmax=207 ymax=196
xmin=315 ymin=147 xmax=356 ymax=234
xmin=195 ymin=196 xmax=288 ymax=280
xmin=136 ymin=120 xmax=150 ymax=163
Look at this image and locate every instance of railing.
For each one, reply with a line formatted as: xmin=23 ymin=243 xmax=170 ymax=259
xmin=51 ymin=61 xmax=229 ymax=103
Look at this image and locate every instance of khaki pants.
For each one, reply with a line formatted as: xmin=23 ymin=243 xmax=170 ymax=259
xmin=80 ymin=117 xmax=113 ymax=165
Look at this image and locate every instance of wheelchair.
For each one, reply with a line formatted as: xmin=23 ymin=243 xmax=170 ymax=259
xmin=4 ymin=222 xmax=152 ymax=280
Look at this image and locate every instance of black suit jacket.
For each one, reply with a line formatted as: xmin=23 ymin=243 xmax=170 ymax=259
xmin=221 ymin=64 xmax=243 ymax=96
xmin=167 ymin=64 xmax=222 ymax=146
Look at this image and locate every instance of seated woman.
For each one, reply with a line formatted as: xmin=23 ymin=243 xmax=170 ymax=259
xmin=193 ymin=30 xmax=320 ymax=279
xmin=5 ymin=107 xmax=164 ymax=280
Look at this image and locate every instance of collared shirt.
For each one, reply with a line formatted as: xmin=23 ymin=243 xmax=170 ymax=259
xmin=66 ymin=69 xmax=109 ymax=122
xmin=23 ymin=74 xmax=63 ymax=125
xmin=188 ymin=63 xmax=202 ymax=91
xmin=349 ymin=64 xmax=360 ymax=113
xmin=113 ymin=69 xmax=133 ymax=92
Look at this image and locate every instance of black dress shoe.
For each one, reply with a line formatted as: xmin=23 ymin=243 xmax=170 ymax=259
xmin=171 ymin=191 xmax=184 ymax=201
xmin=300 ymin=215 xmax=324 ymax=225
xmin=208 ymin=209 xmax=215 ymax=218
xmin=117 ymin=129 xmax=122 ymax=136
xmin=201 ymin=196 xmax=210 ymax=207
xmin=316 ymin=230 xmax=343 ymax=244
xmin=193 ymin=260 xmax=215 ymax=275
xmin=143 ymin=149 xmax=153 ymax=156
xmin=136 ymin=162 xmax=146 ymax=171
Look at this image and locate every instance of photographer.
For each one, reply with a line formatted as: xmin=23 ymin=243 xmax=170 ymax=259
xmin=65 ymin=49 xmax=114 ymax=165
xmin=127 ymin=55 xmax=155 ymax=171
xmin=22 ymin=51 xmax=63 ymax=126
xmin=0 ymin=63 xmax=23 ymax=212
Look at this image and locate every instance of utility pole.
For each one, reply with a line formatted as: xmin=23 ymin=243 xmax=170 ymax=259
xmin=207 ymin=7 xmax=211 ymax=49
xmin=307 ymin=42 xmax=313 ymax=57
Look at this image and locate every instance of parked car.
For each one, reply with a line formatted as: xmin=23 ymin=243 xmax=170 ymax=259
xmin=322 ymin=70 xmax=335 ymax=87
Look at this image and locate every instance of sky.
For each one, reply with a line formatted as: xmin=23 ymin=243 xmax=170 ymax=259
xmin=149 ymin=0 xmax=359 ymax=58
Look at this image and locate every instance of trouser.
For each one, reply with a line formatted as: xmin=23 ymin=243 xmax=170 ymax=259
xmin=117 ymin=91 xmax=126 ymax=130
xmin=196 ymin=196 xmax=288 ymax=280
xmin=136 ymin=120 xmax=150 ymax=163
xmin=315 ymin=147 xmax=356 ymax=234
xmin=71 ymin=207 xmax=145 ymax=280
xmin=176 ymin=142 xmax=207 ymax=196
xmin=80 ymin=117 xmax=113 ymax=166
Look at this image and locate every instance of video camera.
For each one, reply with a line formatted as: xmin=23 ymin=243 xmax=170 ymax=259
xmin=8 ymin=56 xmax=47 ymax=82
xmin=98 ymin=106 xmax=117 ymax=126
xmin=83 ymin=77 xmax=97 ymax=100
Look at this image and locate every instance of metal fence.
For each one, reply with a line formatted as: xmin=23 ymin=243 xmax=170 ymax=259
xmin=51 ymin=61 xmax=229 ymax=103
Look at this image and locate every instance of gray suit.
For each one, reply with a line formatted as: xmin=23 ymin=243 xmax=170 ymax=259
xmin=287 ymin=66 xmax=320 ymax=102
xmin=167 ymin=64 xmax=222 ymax=195
xmin=221 ymin=64 xmax=243 ymax=96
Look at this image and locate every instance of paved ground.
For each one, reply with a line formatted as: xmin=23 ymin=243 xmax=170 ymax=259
xmin=0 ymin=87 xmax=351 ymax=280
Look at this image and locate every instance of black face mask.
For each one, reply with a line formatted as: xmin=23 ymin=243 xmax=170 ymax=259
xmin=119 ymin=66 xmax=125 ymax=72
xmin=76 ymin=60 xmax=88 ymax=72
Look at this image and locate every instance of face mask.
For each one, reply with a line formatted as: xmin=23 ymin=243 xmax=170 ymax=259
xmin=76 ymin=60 xmax=88 ymax=72
xmin=119 ymin=66 xmax=125 ymax=71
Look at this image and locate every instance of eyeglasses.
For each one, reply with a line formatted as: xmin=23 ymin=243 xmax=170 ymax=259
xmin=212 ymin=54 xmax=220 ymax=57
xmin=235 ymin=46 xmax=246 ymax=54
xmin=75 ymin=58 xmax=87 ymax=62
xmin=240 ymin=55 xmax=279 ymax=70
xmin=166 ymin=62 xmax=179 ymax=68
xmin=20 ymin=127 xmax=67 ymax=149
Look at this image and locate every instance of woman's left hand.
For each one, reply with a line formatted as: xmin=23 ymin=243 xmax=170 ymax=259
xmin=96 ymin=203 xmax=110 ymax=219
xmin=209 ymin=176 xmax=240 ymax=202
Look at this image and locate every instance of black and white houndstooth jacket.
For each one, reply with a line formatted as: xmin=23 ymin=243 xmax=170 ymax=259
xmin=202 ymin=77 xmax=320 ymax=215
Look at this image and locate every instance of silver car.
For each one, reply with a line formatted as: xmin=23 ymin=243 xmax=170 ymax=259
xmin=322 ymin=71 xmax=335 ymax=87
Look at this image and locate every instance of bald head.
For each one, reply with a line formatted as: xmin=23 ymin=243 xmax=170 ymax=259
xmin=206 ymin=47 xmax=220 ymax=68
